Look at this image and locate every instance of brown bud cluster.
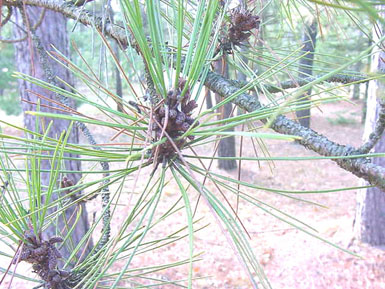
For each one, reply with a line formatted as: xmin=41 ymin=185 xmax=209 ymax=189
xmin=218 ymin=7 xmax=260 ymax=54
xmin=60 ymin=177 xmax=73 ymax=190
xmin=151 ymin=78 xmax=199 ymax=163
xmin=229 ymin=8 xmax=260 ymax=45
xmin=14 ymin=228 xmax=69 ymax=289
xmin=61 ymin=176 xmax=81 ymax=201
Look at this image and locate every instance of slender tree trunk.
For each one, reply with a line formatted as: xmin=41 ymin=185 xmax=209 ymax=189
xmin=215 ymin=56 xmax=237 ymax=170
xmin=354 ymin=13 xmax=385 ymax=246
xmin=13 ymin=7 xmax=91 ymax=262
xmin=362 ymin=82 xmax=369 ymax=124
xmin=236 ymin=50 xmax=247 ymax=116
xmin=115 ymin=43 xmax=123 ymax=112
xmin=362 ymin=38 xmax=372 ymax=124
xmin=352 ymin=83 xmax=360 ymax=100
xmin=352 ymin=61 xmax=362 ymax=100
xmin=108 ymin=6 xmax=124 ymax=112
xmin=296 ymin=19 xmax=318 ymax=128
xmin=205 ymin=88 xmax=213 ymax=109
xmin=351 ymin=61 xmax=361 ymax=101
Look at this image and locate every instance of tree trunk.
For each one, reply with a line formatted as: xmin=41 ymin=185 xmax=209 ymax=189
xmin=362 ymin=38 xmax=372 ymax=124
xmin=109 ymin=6 xmax=124 ymax=113
xmin=352 ymin=61 xmax=362 ymax=100
xmin=205 ymin=88 xmax=213 ymax=109
xmin=354 ymin=14 xmax=385 ymax=246
xmin=296 ymin=19 xmax=318 ymax=128
xmin=236 ymin=51 xmax=247 ymax=116
xmin=215 ymin=56 xmax=237 ymax=171
xmin=351 ymin=57 xmax=361 ymax=101
xmin=114 ymin=41 xmax=123 ymax=112
xmin=13 ymin=7 xmax=91 ymax=262
xmin=352 ymin=83 xmax=360 ymax=100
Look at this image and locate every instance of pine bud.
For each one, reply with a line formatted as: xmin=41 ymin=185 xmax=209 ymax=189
xmin=175 ymin=111 xmax=186 ymax=125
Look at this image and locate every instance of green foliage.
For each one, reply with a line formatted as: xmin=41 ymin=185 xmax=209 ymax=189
xmin=1 ymin=0 xmax=385 ymax=288
xmin=0 ymin=37 xmax=21 ymax=116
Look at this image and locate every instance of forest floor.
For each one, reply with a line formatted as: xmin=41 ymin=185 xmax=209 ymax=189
xmin=2 ymin=98 xmax=385 ymax=289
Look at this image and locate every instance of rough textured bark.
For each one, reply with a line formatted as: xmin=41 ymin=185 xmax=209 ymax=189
xmin=205 ymin=70 xmax=385 ymax=191
xmin=215 ymin=57 xmax=237 ymax=171
xmin=13 ymin=7 xmax=91 ymax=262
xmin=354 ymin=17 xmax=385 ymax=245
xmin=296 ymin=19 xmax=317 ymax=128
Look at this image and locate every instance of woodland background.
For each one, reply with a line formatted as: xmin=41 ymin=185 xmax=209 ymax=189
xmin=0 ymin=0 xmax=385 ymax=288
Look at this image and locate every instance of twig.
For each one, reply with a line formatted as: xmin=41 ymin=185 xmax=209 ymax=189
xmin=230 ymin=72 xmax=372 ymax=94
xmin=359 ymin=100 xmax=385 ymax=153
xmin=0 ymin=5 xmax=12 ymax=26
xmin=0 ymin=7 xmax=45 ymax=43
xmin=21 ymin=7 xmax=111 ymax=280
xmin=205 ymin=70 xmax=385 ymax=191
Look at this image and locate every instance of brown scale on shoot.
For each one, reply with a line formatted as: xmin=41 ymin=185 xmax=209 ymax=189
xmin=151 ymin=78 xmax=198 ymax=164
xmin=14 ymin=228 xmax=70 ymax=289
xmin=218 ymin=7 xmax=260 ymax=54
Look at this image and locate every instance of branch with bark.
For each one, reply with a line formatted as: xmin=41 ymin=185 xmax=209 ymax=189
xmin=0 ymin=7 xmax=46 ymax=43
xmin=4 ymin=0 xmax=133 ymax=46
xmin=206 ymin=70 xmax=385 ymax=191
xmin=359 ymin=99 xmax=385 ymax=153
xmin=17 ymin=6 xmax=111 ymax=285
xmin=3 ymin=0 xmax=385 ymax=191
xmin=231 ymin=73 xmax=371 ymax=94
xmin=30 ymin=18 xmax=111 ymax=250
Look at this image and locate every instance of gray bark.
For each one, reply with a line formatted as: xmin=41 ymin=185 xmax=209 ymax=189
xmin=354 ymin=20 xmax=385 ymax=245
xmin=362 ymin=82 xmax=369 ymax=124
xmin=352 ymin=59 xmax=363 ymax=100
xmin=215 ymin=57 xmax=237 ymax=171
xmin=352 ymin=83 xmax=360 ymax=100
xmin=13 ymin=7 xmax=91 ymax=262
xmin=115 ymin=43 xmax=123 ymax=112
xmin=205 ymin=88 xmax=213 ymax=109
xmin=236 ymin=51 xmax=247 ymax=116
xmin=352 ymin=61 xmax=361 ymax=101
xmin=205 ymin=70 xmax=385 ymax=191
xmin=296 ymin=19 xmax=318 ymax=128
xmin=362 ymin=38 xmax=372 ymax=124
xmin=108 ymin=6 xmax=123 ymax=112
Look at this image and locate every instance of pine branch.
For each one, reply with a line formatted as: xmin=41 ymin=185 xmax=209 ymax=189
xmin=4 ymin=0 xmax=384 ymax=190
xmin=231 ymin=73 xmax=371 ymax=94
xmin=26 ymin=8 xmax=111 ymax=263
xmin=4 ymin=0 xmax=133 ymax=47
xmin=205 ymin=70 xmax=385 ymax=191
xmin=359 ymin=100 xmax=385 ymax=153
